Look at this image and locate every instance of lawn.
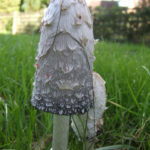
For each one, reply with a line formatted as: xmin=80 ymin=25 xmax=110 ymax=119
xmin=0 ymin=34 xmax=150 ymax=150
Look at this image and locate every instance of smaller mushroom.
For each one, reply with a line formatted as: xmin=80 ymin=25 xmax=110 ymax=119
xmin=71 ymin=72 xmax=107 ymax=147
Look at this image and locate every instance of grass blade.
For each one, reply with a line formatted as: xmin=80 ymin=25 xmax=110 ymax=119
xmin=96 ymin=144 xmax=135 ymax=150
xmin=108 ymin=100 xmax=138 ymax=116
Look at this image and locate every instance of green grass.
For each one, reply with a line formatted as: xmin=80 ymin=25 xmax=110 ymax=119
xmin=0 ymin=34 xmax=150 ymax=150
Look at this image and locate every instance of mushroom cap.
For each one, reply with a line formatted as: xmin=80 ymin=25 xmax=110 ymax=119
xmin=31 ymin=0 xmax=95 ymax=115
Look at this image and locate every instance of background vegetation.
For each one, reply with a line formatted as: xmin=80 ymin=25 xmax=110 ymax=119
xmin=1 ymin=0 xmax=150 ymax=45
xmin=0 ymin=0 xmax=21 ymax=13
xmin=93 ymin=5 xmax=150 ymax=44
xmin=0 ymin=34 xmax=149 ymax=150
xmin=20 ymin=0 xmax=49 ymax=12
xmin=0 ymin=0 xmax=49 ymax=13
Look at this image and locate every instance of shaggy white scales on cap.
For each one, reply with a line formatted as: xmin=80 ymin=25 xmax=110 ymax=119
xmin=31 ymin=0 xmax=95 ymax=115
xmin=71 ymin=72 xmax=107 ymax=139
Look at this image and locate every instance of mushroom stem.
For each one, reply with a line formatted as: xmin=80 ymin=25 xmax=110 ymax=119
xmin=52 ymin=115 xmax=70 ymax=150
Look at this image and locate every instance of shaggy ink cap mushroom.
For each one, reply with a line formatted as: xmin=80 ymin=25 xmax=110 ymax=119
xmin=31 ymin=0 xmax=95 ymax=115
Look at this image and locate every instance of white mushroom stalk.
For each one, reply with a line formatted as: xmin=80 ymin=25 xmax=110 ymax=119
xmin=31 ymin=0 xmax=95 ymax=150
